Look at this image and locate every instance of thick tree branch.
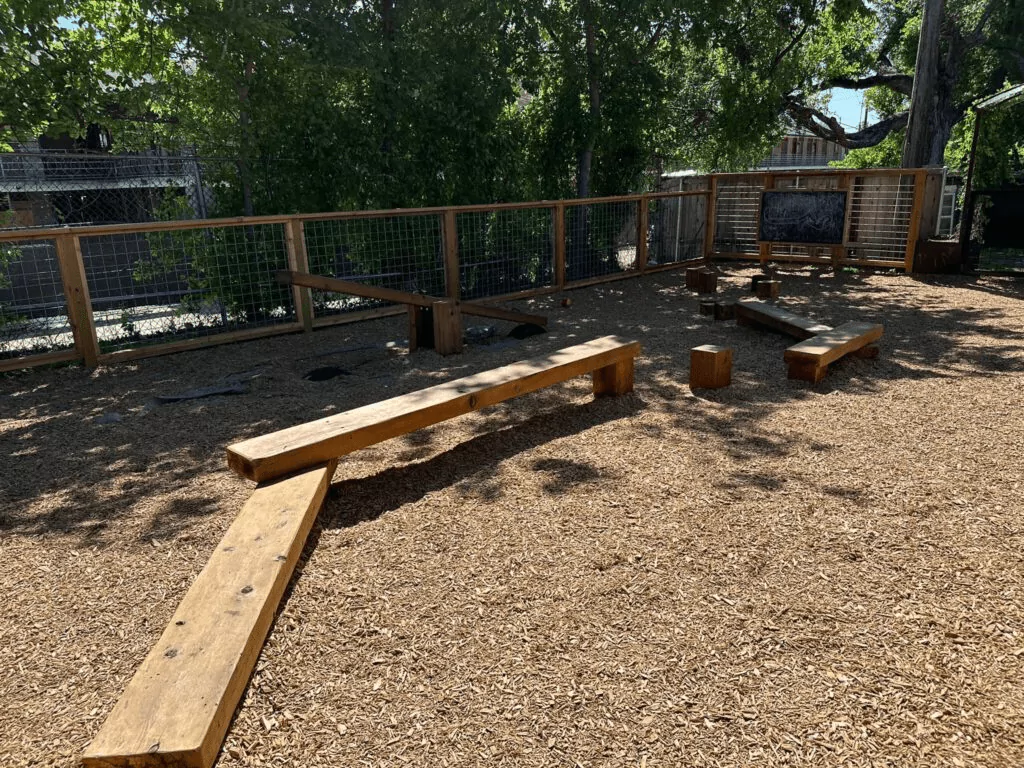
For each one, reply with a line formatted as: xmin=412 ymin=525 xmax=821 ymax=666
xmin=965 ymin=0 xmax=999 ymax=46
xmin=770 ymin=23 xmax=810 ymax=71
xmin=784 ymin=96 xmax=909 ymax=149
xmin=828 ymin=72 xmax=913 ymax=95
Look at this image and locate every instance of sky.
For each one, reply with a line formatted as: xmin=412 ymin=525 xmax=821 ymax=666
xmin=828 ymin=88 xmax=869 ymax=130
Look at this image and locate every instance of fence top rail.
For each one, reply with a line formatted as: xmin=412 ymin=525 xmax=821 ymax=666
xmin=0 ymin=190 xmax=717 ymax=243
xmin=708 ymin=167 xmax=936 ymax=180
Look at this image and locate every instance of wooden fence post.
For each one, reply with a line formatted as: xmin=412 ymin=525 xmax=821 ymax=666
xmin=284 ymin=219 xmax=314 ymax=332
xmin=55 ymin=233 xmax=100 ymax=368
xmin=442 ymin=210 xmax=460 ymax=300
xmin=836 ymin=172 xmax=854 ymax=268
xmin=636 ymin=195 xmax=649 ymax=272
xmin=703 ymin=175 xmax=718 ymax=261
xmin=904 ymin=169 xmax=928 ymax=272
xmin=757 ymin=173 xmax=775 ymax=266
xmin=553 ymin=203 xmax=566 ymax=288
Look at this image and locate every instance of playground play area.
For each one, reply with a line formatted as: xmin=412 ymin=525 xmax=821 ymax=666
xmin=2 ymin=263 xmax=1024 ymax=767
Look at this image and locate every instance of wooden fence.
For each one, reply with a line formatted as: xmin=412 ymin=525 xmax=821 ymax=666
xmin=0 ymin=168 xmax=939 ymax=372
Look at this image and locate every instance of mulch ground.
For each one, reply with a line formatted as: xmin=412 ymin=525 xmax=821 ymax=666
xmin=2 ymin=265 xmax=1024 ymax=767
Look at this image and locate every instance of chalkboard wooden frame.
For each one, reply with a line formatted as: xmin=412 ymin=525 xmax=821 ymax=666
xmin=757 ymin=189 xmax=849 ymax=246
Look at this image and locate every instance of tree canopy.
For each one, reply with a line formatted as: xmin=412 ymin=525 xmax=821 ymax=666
xmin=1 ymin=0 xmax=1020 ymax=214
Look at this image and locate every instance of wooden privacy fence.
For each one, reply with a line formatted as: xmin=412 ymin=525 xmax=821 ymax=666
xmin=0 ymin=168 xmax=938 ymax=372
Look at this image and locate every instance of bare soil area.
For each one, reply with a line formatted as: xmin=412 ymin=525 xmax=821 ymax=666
xmin=2 ymin=266 xmax=1024 ymax=767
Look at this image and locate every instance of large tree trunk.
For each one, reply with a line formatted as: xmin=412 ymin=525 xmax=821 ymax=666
xmin=902 ymin=0 xmax=945 ymax=167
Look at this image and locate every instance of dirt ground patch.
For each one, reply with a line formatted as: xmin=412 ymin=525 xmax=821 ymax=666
xmin=2 ymin=266 xmax=1024 ymax=767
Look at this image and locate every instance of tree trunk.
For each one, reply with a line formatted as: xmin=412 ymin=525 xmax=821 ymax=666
xmin=902 ymin=0 xmax=945 ymax=167
xmin=237 ymin=61 xmax=255 ymax=217
xmin=379 ymin=0 xmax=397 ymax=207
xmin=577 ymin=11 xmax=600 ymax=198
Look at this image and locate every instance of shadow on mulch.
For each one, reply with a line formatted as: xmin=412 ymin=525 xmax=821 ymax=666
xmin=1 ymin=266 xmax=1021 ymax=546
xmin=320 ymin=397 xmax=640 ymax=530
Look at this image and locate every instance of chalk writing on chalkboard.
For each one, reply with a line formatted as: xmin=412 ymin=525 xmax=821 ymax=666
xmin=759 ymin=190 xmax=847 ymax=245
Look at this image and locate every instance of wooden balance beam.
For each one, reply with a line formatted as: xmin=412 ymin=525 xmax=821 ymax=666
xmin=83 ymin=337 xmax=639 ymax=768
xmin=735 ymin=299 xmax=883 ymax=382
xmin=783 ymin=322 xmax=884 ymax=383
xmin=82 ymin=462 xmax=336 ymax=768
xmin=277 ymin=271 xmax=547 ymax=354
xmin=735 ymin=299 xmax=833 ymax=340
xmin=228 ymin=335 xmax=640 ymax=482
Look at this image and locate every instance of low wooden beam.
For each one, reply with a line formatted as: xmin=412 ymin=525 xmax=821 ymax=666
xmin=82 ymin=462 xmax=337 ymax=768
xmin=276 ymin=271 xmax=546 ymax=327
xmin=227 ymin=336 xmax=640 ymax=483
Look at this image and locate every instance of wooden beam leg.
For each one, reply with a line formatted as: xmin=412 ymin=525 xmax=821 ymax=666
xmin=787 ymin=360 xmax=827 ymax=383
xmin=431 ymin=300 xmax=463 ymax=356
xmin=408 ymin=305 xmax=434 ymax=352
xmin=851 ymin=344 xmax=879 ymax=359
xmin=592 ymin=358 xmax=634 ymax=397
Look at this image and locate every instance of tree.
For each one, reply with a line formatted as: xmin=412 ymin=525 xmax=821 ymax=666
xmin=782 ymin=0 xmax=1024 ymax=167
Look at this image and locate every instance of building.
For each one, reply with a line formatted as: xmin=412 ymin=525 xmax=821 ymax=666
xmin=758 ymin=130 xmax=847 ymax=169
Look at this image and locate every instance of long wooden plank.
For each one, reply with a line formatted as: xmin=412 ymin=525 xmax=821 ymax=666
xmin=82 ymin=462 xmax=337 ymax=768
xmin=735 ymin=299 xmax=833 ymax=340
xmin=276 ymin=271 xmax=547 ymax=327
xmin=783 ymin=322 xmax=883 ymax=367
xmin=228 ymin=335 xmax=640 ymax=482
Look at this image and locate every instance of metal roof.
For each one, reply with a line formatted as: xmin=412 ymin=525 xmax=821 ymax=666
xmin=975 ymin=83 xmax=1024 ymax=112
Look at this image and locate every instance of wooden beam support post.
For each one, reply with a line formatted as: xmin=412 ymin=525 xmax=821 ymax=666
xmin=431 ymin=300 xmax=463 ymax=356
xmin=593 ymin=357 xmax=634 ymax=397
xmin=553 ymin=203 xmax=566 ymax=288
xmin=442 ymin=209 xmax=460 ymax=300
xmin=636 ymin=196 xmax=649 ymax=272
xmin=82 ymin=462 xmax=337 ymax=768
xmin=407 ymin=305 xmax=434 ymax=352
xmin=284 ymin=220 xmax=314 ymax=332
xmin=55 ymin=234 xmax=100 ymax=368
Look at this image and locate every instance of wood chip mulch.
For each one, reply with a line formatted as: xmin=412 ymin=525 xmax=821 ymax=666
xmin=2 ymin=266 xmax=1023 ymax=767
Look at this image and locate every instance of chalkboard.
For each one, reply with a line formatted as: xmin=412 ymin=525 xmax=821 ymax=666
xmin=758 ymin=190 xmax=847 ymax=245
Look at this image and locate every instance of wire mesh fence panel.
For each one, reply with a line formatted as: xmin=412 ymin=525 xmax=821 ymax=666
xmin=647 ymin=194 xmax=706 ymax=265
xmin=713 ymin=177 xmax=764 ymax=254
xmin=564 ymin=200 xmax=638 ymax=282
xmin=0 ymin=238 xmax=76 ymax=361
xmin=0 ymin=151 xmax=228 ymax=228
xmin=303 ymin=214 xmax=445 ymax=316
xmin=456 ymin=207 xmax=554 ymax=300
xmin=80 ymin=223 xmax=293 ymax=353
xmin=845 ymin=173 xmax=915 ymax=262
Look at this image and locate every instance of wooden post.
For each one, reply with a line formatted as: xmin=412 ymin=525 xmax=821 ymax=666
xmin=757 ymin=173 xmax=775 ymax=266
xmin=690 ymin=345 xmax=732 ymax=389
xmin=685 ymin=266 xmax=702 ymax=290
xmin=284 ymin=220 xmax=314 ymax=332
xmin=835 ymin=173 xmax=853 ymax=268
xmin=431 ymin=300 xmax=463 ymax=355
xmin=756 ymin=280 xmax=781 ymax=300
xmin=442 ymin=210 xmax=460 ymax=300
xmin=696 ymin=269 xmax=717 ymax=294
xmin=407 ymin=305 xmax=434 ymax=352
xmin=636 ymin=196 xmax=649 ymax=272
xmin=703 ymin=175 xmax=717 ymax=260
xmin=904 ymin=169 xmax=928 ymax=272
xmin=553 ymin=203 xmax=566 ymax=288
xmin=55 ymin=233 xmax=100 ymax=368
xmin=713 ymin=300 xmax=736 ymax=321
xmin=593 ymin=358 xmax=634 ymax=397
